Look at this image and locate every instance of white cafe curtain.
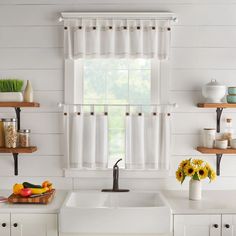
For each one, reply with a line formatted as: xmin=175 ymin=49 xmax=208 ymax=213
xmin=64 ymin=17 xmax=171 ymax=59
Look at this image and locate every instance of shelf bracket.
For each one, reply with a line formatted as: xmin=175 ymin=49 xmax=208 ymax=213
xmin=13 ymin=153 xmax=18 ymax=176
xmin=14 ymin=107 xmax=21 ymax=130
xmin=216 ymin=108 xmax=223 ymax=133
xmin=216 ymin=154 xmax=223 ymax=176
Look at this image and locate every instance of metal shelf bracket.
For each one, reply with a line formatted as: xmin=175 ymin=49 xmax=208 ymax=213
xmin=216 ymin=154 xmax=223 ymax=176
xmin=13 ymin=107 xmax=21 ymax=176
xmin=13 ymin=153 xmax=18 ymax=176
xmin=216 ymin=107 xmax=223 ymax=133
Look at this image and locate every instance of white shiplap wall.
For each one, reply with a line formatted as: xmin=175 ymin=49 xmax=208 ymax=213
xmin=1 ymin=0 xmax=236 ymax=190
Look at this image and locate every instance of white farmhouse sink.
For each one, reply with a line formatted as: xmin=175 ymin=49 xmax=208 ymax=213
xmin=59 ymin=191 xmax=172 ymax=234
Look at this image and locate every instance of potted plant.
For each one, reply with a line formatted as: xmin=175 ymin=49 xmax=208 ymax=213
xmin=0 ymin=79 xmax=24 ymax=102
xmin=176 ymin=158 xmax=216 ymax=200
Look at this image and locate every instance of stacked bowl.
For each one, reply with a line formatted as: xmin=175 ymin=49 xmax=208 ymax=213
xmin=227 ymin=87 xmax=236 ymax=103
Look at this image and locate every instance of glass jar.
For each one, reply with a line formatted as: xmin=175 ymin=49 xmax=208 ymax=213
xmin=18 ymin=129 xmax=31 ymax=147
xmin=3 ymin=118 xmax=17 ymax=148
xmin=223 ymin=118 xmax=234 ymax=147
xmin=0 ymin=119 xmax=5 ymax=147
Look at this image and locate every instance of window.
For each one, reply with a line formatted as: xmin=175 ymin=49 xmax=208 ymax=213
xmin=83 ymin=59 xmax=153 ymax=167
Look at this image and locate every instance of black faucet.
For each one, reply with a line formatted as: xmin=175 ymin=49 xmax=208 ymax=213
xmin=102 ymin=159 xmax=129 ymax=192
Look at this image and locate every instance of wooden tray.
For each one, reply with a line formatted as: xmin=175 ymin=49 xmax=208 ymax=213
xmin=8 ymin=189 xmax=55 ymax=204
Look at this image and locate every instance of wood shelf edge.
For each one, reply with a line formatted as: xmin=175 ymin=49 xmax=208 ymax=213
xmin=196 ymin=146 xmax=236 ymax=154
xmin=0 ymin=146 xmax=37 ymax=154
xmin=0 ymin=102 xmax=40 ymax=108
xmin=197 ymin=103 xmax=236 ymax=108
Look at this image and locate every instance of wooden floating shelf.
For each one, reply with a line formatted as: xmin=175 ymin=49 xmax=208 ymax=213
xmin=0 ymin=102 xmax=40 ymax=108
xmin=197 ymin=146 xmax=236 ymax=155
xmin=0 ymin=146 xmax=37 ymax=154
xmin=197 ymin=103 xmax=236 ymax=108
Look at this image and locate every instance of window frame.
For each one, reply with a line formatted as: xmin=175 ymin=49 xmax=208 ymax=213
xmin=64 ymin=58 xmax=171 ymax=178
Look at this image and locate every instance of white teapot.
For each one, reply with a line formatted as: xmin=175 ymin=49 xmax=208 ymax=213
xmin=202 ymin=79 xmax=226 ymax=103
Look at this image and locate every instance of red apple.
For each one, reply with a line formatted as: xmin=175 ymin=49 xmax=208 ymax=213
xmin=20 ymin=188 xmax=32 ymax=197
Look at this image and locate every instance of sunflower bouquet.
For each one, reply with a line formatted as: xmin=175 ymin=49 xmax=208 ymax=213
xmin=176 ymin=158 xmax=216 ymax=184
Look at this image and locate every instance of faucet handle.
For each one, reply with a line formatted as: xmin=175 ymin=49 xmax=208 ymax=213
xmin=114 ymin=159 xmax=122 ymax=168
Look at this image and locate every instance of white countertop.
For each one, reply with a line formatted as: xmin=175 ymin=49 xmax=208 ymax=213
xmin=0 ymin=190 xmax=67 ymax=213
xmin=163 ymin=190 xmax=236 ymax=214
xmin=1 ymin=190 xmax=236 ymax=215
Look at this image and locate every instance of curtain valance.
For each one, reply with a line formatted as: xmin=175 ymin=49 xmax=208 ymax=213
xmin=62 ymin=12 xmax=175 ymax=60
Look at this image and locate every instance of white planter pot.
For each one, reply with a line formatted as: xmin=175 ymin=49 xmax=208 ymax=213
xmin=0 ymin=92 xmax=23 ymax=102
xmin=189 ymin=179 xmax=201 ymax=201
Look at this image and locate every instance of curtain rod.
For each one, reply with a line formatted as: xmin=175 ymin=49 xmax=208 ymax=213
xmin=58 ymin=103 xmax=178 ymax=108
xmin=59 ymin=12 xmax=177 ymax=22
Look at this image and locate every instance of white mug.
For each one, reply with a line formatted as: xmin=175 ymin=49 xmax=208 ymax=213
xmin=202 ymin=128 xmax=216 ymax=148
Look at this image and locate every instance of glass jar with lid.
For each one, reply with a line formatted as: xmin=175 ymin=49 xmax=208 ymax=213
xmin=0 ymin=119 xmax=5 ymax=147
xmin=3 ymin=118 xmax=17 ymax=148
xmin=18 ymin=129 xmax=31 ymax=147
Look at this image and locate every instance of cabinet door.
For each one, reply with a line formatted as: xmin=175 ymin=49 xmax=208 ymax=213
xmin=11 ymin=213 xmax=58 ymax=236
xmin=222 ymin=215 xmax=236 ymax=236
xmin=174 ymin=215 xmax=221 ymax=236
xmin=0 ymin=214 xmax=10 ymax=236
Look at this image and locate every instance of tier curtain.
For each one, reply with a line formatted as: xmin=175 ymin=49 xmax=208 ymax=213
xmin=64 ymin=19 xmax=171 ymax=59
xmin=69 ymin=112 xmax=108 ymax=169
xmin=125 ymin=112 xmax=171 ymax=170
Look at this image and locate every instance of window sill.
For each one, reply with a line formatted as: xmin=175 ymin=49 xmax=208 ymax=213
xmin=64 ymin=168 xmax=169 ymax=179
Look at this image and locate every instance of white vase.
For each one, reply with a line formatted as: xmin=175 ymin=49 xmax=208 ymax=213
xmin=189 ymin=179 xmax=201 ymax=201
xmin=24 ymin=80 xmax=33 ymax=102
xmin=0 ymin=92 xmax=23 ymax=102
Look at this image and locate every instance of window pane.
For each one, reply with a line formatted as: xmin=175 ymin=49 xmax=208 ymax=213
xmin=84 ymin=69 xmax=106 ymax=101
xmin=107 ymin=70 xmax=129 ymax=101
xmin=129 ymin=70 xmax=151 ymax=104
xmin=83 ymin=59 xmax=151 ymax=168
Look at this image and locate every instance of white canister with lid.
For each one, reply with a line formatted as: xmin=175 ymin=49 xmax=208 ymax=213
xmin=202 ymin=79 xmax=226 ymax=103
xmin=202 ymin=128 xmax=216 ymax=148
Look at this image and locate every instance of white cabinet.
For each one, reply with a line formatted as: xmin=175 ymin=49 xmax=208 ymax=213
xmin=174 ymin=215 xmax=221 ymax=236
xmin=174 ymin=214 xmax=236 ymax=236
xmin=0 ymin=213 xmax=57 ymax=236
xmin=0 ymin=214 xmax=10 ymax=236
xmin=222 ymin=215 xmax=236 ymax=236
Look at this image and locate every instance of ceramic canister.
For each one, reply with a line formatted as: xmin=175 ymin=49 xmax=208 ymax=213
xmin=202 ymin=128 xmax=216 ymax=148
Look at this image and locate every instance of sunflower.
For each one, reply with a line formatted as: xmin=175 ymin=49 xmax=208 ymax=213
xmin=184 ymin=164 xmax=196 ymax=177
xmin=198 ymin=167 xmax=208 ymax=179
xmin=176 ymin=168 xmax=184 ymax=183
xmin=179 ymin=159 xmax=190 ymax=169
xmin=192 ymin=159 xmax=204 ymax=166
xmin=210 ymin=170 xmax=216 ymax=181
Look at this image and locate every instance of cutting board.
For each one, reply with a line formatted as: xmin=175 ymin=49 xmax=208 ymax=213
xmin=8 ymin=189 xmax=55 ymax=204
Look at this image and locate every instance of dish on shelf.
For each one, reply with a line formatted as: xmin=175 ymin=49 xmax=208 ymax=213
xmin=215 ymin=139 xmax=228 ymax=149
xmin=227 ymin=94 xmax=236 ymax=104
xmin=231 ymin=139 xmax=236 ymax=149
xmin=228 ymin=87 xmax=236 ymax=95
xmin=202 ymin=79 xmax=226 ymax=103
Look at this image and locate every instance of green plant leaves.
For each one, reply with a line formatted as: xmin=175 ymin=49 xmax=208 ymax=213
xmin=192 ymin=172 xmax=200 ymax=181
xmin=0 ymin=79 xmax=24 ymax=92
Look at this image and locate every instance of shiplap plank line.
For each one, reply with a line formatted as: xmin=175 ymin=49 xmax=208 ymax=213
xmin=1 ymin=5 xmax=236 ymax=26
xmin=0 ymin=26 xmax=63 ymax=48
xmin=172 ymin=26 xmax=236 ymax=48
xmin=171 ymin=48 xmax=236 ymax=69
xmin=171 ymin=69 xmax=236 ymax=91
xmin=0 ymin=48 xmax=63 ymax=69
xmin=0 ymin=155 xmax=63 ymax=177
xmin=0 ymin=70 xmax=63 ymax=91
xmin=3 ymin=0 xmax=236 ymax=5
